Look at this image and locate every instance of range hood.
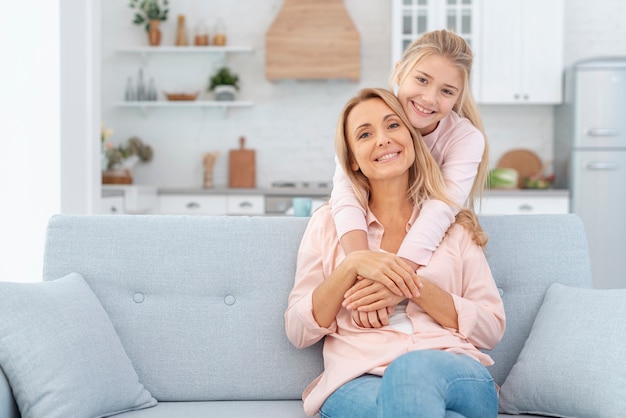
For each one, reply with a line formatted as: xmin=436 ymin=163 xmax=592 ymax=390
xmin=265 ymin=0 xmax=361 ymax=81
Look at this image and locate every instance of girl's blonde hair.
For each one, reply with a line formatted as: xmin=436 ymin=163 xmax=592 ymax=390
xmin=335 ymin=88 xmax=487 ymax=246
xmin=390 ymin=29 xmax=489 ymax=209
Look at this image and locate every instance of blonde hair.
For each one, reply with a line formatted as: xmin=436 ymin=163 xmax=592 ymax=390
xmin=335 ymin=88 xmax=487 ymax=246
xmin=390 ymin=29 xmax=489 ymax=209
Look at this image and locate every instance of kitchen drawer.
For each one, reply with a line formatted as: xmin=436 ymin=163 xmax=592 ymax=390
xmin=99 ymin=196 xmax=125 ymax=214
xmin=226 ymin=194 xmax=265 ymax=215
xmin=476 ymin=195 xmax=569 ymax=215
xmin=158 ymin=195 xmax=226 ymax=215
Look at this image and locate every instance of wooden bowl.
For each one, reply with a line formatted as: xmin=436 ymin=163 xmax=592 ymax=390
xmin=164 ymin=92 xmax=199 ymax=101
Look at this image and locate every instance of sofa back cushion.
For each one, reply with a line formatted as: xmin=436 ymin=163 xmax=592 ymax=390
xmin=42 ymin=213 xmax=591 ymax=400
xmin=43 ymin=215 xmax=320 ymax=402
xmin=478 ymin=214 xmax=591 ymax=385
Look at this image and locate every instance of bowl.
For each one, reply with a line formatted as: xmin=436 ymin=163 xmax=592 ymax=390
xmin=164 ymin=92 xmax=199 ymax=101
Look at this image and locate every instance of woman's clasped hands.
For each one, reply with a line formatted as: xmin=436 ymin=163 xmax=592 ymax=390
xmin=341 ymin=250 xmax=422 ymax=328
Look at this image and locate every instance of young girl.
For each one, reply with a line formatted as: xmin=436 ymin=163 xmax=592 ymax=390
xmin=331 ymin=29 xmax=488 ymax=293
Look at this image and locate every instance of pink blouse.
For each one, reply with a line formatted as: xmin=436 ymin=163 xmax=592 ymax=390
xmin=285 ymin=204 xmax=505 ymax=416
xmin=331 ymin=111 xmax=485 ymax=266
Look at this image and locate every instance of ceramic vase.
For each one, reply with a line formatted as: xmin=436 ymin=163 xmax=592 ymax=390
xmin=148 ymin=20 xmax=162 ymax=46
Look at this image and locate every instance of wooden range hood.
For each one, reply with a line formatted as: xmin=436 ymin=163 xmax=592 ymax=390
xmin=265 ymin=0 xmax=361 ymax=81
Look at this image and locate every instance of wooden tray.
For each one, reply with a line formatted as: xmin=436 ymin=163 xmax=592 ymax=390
xmin=497 ymin=149 xmax=543 ymax=189
xmin=164 ymin=92 xmax=199 ymax=101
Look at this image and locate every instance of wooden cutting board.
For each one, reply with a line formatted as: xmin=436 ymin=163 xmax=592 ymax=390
xmin=228 ymin=136 xmax=256 ymax=188
xmin=265 ymin=0 xmax=360 ymax=81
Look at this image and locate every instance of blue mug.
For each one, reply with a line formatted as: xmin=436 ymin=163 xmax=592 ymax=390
xmin=292 ymin=198 xmax=312 ymax=217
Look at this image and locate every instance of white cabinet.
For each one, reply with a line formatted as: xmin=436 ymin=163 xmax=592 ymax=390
xmin=479 ymin=0 xmax=564 ymax=104
xmin=158 ymin=195 xmax=226 ymax=215
xmin=226 ymin=195 xmax=265 ymax=215
xmin=476 ymin=193 xmax=569 ymax=215
xmin=99 ymin=196 xmax=125 ymax=214
xmin=390 ymin=0 xmax=481 ymax=91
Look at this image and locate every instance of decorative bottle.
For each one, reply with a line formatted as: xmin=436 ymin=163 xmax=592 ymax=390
xmin=176 ymin=14 xmax=189 ymax=46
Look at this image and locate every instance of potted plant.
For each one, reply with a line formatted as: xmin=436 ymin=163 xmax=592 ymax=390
xmin=129 ymin=0 xmax=169 ymax=46
xmin=208 ymin=67 xmax=240 ymax=101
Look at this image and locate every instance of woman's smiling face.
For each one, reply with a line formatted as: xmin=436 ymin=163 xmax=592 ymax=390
xmin=396 ymin=54 xmax=463 ymax=136
xmin=346 ymin=98 xmax=415 ymax=182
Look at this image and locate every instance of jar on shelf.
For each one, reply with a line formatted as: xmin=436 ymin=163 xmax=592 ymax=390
xmin=212 ymin=18 xmax=227 ymax=46
xmin=194 ymin=20 xmax=210 ymax=46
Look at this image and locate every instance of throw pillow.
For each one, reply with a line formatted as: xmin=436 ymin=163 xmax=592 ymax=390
xmin=0 ymin=273 xmax=157 ymax=418
xmin=498 ymin=283 xmax=626 ymax=417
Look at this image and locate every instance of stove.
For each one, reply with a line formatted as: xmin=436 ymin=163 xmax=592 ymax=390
xmin=270 ymin=180 xmax=332 ymax=190
xmin=265 ymin=180 xmax=332 ymax=214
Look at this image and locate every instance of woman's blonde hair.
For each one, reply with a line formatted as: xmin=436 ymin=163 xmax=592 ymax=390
xmin=335 ymin=88 xmax=487 ymax=246
xmin=390 ymin=29 xmax=489 ymax=209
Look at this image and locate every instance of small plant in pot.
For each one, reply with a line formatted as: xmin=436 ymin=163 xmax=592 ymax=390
xmin=208 ymin=67 xmax=240 ymax=101
xmin=129 ymin=0 xmax=169 ymax=31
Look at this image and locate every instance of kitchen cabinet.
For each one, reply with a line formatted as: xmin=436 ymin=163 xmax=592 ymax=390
xmin=158 ymin=194 xmax=226 ymax=215
xmin=226 ymin=195 xmax=265 ymax=215
xmin=99 ymin=195 xmax=125 ymax=214
xmin=114 ymin=46 xmax=254 ymax=114
xmin=476 ymin=191 xmax=569 ymax=215
xmin=157 ymin=192 xmax=265 ymax=215
xmin=479 ymin=0 xmax=564 ymax=104
xmin=390 ymin=0 xmax=481 ymax=92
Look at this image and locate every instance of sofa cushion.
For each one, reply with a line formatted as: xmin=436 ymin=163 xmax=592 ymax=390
xmin=0 ymin=272 xmax=156 ymax=418
xmin=498 ymin=283 xmax=626 ymax=417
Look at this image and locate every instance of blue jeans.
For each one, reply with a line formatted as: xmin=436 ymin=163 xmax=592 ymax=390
xmin=319 ymin=350 xmax=497 ymax=418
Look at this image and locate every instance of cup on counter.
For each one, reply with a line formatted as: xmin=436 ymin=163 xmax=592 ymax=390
xmin=292 ymin=197 xmax=312 ymax=217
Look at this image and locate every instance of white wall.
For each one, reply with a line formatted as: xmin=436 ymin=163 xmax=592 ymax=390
xmin=0 ymin=2 xmax=61 ymax=282
xmin=102 ymin=0 xmax=626 ymax=189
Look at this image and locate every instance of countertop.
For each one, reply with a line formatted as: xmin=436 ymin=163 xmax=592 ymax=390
xmin=105 ymin=185 xmax=569 ymax=198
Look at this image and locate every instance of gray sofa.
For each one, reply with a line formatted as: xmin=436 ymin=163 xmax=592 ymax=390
xmin=0 ymin=214 xmax=595 ymax=418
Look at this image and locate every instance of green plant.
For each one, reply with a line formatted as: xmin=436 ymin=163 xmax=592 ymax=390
xmin=129 ymin=0 xmax=169 ymax=31
xmin=208 ymin=67 xmax=240 ymax=91
xmin=105 ymin=136 xmax=154 ymax=170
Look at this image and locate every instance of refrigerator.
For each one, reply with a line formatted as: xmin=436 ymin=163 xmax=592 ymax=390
xmin=555 ymin=57 xmax=626 ymax=289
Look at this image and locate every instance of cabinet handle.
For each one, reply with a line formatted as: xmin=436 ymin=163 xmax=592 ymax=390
xmin=586 ymin=162 xmax=620 ymax=171
xmin=186 ymin=202 xmax=200 ymax=209
xmin=587 ymin=128 xmax=620 ymax=137
xmin=518 ymin=204 xmax=533 ymax=212
xmin=110 ymin=206 xmax=118 ymax=213
xmin=239 ymin=201 xmax=253 ymax=208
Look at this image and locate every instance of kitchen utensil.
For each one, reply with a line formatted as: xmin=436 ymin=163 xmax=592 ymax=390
xmin=497 ymin=149 xmax=543 ymax=188
xmin=228 ymin=136 xmax=255 ymax=188
xmin=265 ymin=0 xmax=360 ymax=80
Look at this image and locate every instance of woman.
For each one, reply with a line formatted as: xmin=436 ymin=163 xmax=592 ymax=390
xmin=285 ymin=88 xmax=505 ymax=417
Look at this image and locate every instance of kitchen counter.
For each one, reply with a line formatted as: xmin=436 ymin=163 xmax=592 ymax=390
xmin=158 ymin=186 xmax=333 ymax=198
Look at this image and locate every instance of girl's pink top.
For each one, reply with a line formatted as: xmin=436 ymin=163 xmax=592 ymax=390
xmin=331 ymin=111 xmax=485 ymax=266
xmin=285 ymin=204 xmax=505 ymax=416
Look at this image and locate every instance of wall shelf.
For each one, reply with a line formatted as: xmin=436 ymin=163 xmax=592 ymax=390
xmin=113 ymin=100 xmax=253 ymax=116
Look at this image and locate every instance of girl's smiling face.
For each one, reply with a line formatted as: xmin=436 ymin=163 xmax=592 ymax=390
xmin=397 ymin=54 xmax=463 ymax=136
xmin=346 ymin=98 xmax=415 ymax=182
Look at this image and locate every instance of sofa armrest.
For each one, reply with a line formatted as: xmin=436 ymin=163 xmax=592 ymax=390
xmin=0 ymin=367 xmax=19 ymax=418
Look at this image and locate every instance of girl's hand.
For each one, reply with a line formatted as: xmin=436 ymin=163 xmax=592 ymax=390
xmin=347 ymin=250 xmax=421 ymax=298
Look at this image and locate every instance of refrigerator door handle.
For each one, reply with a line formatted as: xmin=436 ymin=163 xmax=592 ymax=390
xmin=585 ymin=162 xmax=620 ymax=170
xmin=587 ymin=128 xmax=620 ymax=137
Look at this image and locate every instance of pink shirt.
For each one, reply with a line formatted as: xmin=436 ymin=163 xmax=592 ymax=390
xmin=285 ymin=204 xmax=505 ymax=416
xmin=331 ymin=111 xmax=485 ymax=266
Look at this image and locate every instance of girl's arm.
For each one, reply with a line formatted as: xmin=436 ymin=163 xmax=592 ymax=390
xmin=397 ymin=130 xmax=485 ymax=266
xmin=330 ymin=158 xmax=369 ymax=254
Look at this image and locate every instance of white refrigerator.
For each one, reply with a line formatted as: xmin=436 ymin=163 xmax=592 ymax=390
xmin=555 ymin=57 xmax=626 ymax=289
